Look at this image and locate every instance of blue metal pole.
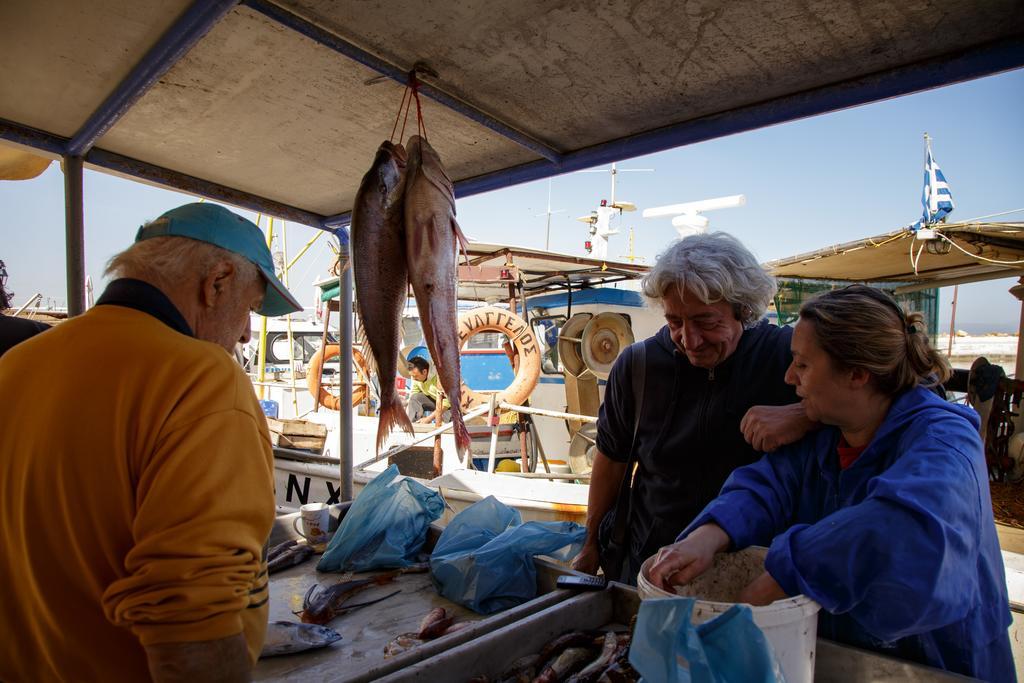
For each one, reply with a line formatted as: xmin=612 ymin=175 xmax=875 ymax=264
xmin=2 ymin=117 xmax=328 ymax=228
xmin=67 ymin=0 xmax=239 ymax=156
xmin=242 ymin=0 xmax=561 ymax=163
xmin=63 ymin=156 xmax=86 ymax=317
xmin=334 ymin=226 xmax=354 ymax=500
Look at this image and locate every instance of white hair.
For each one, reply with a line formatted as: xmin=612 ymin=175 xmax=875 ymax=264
xmin=106 ymin=235 xmax=261 ymax=289
xmin=641 ymin=232 xmax=777 ymax=327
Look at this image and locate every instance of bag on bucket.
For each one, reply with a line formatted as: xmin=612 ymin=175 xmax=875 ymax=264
xmin=630 ymin=597 xmax=783 ymax=683
xmin=317 ymin=464 xmax=444 ymax=572
xmin=430 ymin=496 xmax=586 ymax=614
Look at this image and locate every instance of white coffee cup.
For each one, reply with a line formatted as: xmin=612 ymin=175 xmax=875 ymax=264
xmin=293 ymin=502 xmax=330 ymax=544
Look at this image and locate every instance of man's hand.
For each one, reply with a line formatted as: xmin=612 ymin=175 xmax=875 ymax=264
xmin=145 ymin=633 xmax=251 ymax=683
xmin=571 ymin=541 xmax=601 ymax=575
xmin=740 ymin=403 xmax=815 ymax=452
xmin=417 ymin=414 xmax=434 ymax=424
xmin=738 ymin=570 xmax=787 ymax=606
xmin=646 ymin=524 xmax=730 ymax=591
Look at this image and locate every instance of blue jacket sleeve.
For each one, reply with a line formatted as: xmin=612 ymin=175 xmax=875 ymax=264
xmin=682 ymin=445 xmax=808 ymax=548
xmin=765 ymin=425 xmax=985 ymax=642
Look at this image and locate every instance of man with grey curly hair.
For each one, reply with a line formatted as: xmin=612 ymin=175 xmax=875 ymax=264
xmin=573 ymin=232 xmax=812 ymax=583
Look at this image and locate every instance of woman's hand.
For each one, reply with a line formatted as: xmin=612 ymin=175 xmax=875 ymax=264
xmin=647 ymin=524 xmax=730 ymax=591
xmin=738 ymin=571 xmax=787 ymax=606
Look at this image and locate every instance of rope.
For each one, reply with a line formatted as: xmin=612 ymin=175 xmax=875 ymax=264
xmin=389 ymin=71 xmax=429 ymax=143
xmin=936 ymin=233 xmax=1024 ymax=266
xmin=389 ymin=86 xmax=412 ymax=144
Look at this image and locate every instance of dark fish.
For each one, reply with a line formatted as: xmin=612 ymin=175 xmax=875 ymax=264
xmin=352 ymin=140 xmax=415 ymax=453
xmin=532 ymin=647 xmax=593 ymax=683
xmin=496 ymin=654 xmax=541 ymax=683
xmin=259 ymin=620 xmax=342 ymax=658
xmin=403 ymin=134 xmax=471 ymax=458
xmin=417 ymin=607 xmax=455 ymax=640
xmin=267 ymin=539 xmax=297 ymax=562
xmin=268 ymin=544 xmax=314 ymax=574
xmin=300 ymin=564 xmax=428 ymax=624
xmin=536 ymin=631 xmax=601 ymax=664
xmin=567 ymin=632 xmax=619 ymax=683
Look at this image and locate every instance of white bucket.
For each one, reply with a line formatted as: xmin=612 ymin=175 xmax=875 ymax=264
xmin=638 ymin=547 xmax=820 ymax=683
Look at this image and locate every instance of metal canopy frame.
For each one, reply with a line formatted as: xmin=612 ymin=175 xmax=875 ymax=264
xmin=1 ymin=4 xmax=1020 ymax=233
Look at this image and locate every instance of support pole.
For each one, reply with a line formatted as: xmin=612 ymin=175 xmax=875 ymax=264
xmin=947 ymin=284 xmax=958 ymax=356
xmin=63 ymin=155 xmax=85 ymax=317
xmin=487 ymin=393 xmax=499 ymax=474
xmin=339 ymin=228 xmax=354 ymax=501
xmin=1010 ymin=278 xmax=1024 ymax=381
xmin=433 ymin=393 xmax=444 ymax=477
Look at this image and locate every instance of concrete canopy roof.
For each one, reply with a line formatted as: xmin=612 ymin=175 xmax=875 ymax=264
xmin=766 ymin=222 xmax=1024 ymax=291
xmin=1 ymin=0 xmax=1022 ymax=227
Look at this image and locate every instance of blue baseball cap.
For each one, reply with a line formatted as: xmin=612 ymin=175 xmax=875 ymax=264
xmin=136 ymin=203 xmax=302 ymax=317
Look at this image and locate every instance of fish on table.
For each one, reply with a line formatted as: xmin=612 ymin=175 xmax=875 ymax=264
xmin=403 ymin=134 xmax=471 ymax=464
xmin=300 ymin=563 xmax=428 ymax=625
xmin=260 ymin=621 xmax=342 ymax=658
xmin=351 ymin=139 xmax=415 ymax=453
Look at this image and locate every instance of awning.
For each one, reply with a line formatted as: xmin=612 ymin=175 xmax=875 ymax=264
xmin=1 ymin=0 xmax=1022 ymax=227
xmin=316 ymin=240 xmax=649 ymax=304
xmin=766 ymin=222 xmax=1024 ymax=292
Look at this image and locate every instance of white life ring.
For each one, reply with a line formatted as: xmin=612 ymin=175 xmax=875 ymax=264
xmin=457 ymin=306 xmax=541 ymax=410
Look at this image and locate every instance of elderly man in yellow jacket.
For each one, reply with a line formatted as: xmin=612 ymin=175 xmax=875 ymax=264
xmin=0 ymin=203 xmax=302 ymax=682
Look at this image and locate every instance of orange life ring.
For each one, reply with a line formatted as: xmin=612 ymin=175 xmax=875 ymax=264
xmin=307 ymin=345 xmax=370 ymax=410
xmin=456 ymin=306 xmax=541 ymax=411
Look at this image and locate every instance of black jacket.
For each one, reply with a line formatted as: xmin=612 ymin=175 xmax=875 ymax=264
xmin=595 ymin=320 xmax=798 ymax=575
xmin=0 ymin=314 xmax=50 ymax=359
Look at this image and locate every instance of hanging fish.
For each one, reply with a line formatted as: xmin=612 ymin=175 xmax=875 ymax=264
xmin=351 ymin=140 xmax=416 ymax=452
xmin=403 ymin=135 xmax=471 ymax=458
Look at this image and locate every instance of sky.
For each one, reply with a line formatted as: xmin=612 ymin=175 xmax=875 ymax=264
xmin=2 ymin=68 xmax=1022 ymax=333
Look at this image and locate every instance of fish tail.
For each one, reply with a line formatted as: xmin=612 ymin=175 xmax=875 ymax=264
xmin=452 ymin=409 xmax=471 ymax=458
xmin=375 ymin=396 xmax=415 ymax=454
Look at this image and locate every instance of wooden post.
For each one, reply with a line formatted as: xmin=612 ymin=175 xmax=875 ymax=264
xmin=432 ymin=390 xmax=444 ymax=477
xmin=518 ymin=412 xmax=530 ymax=473
xmin=314 ymin=306 xmax=330 ymax=412
xmin=947 ymin=284 xmax=958 ymax=356
xmin=487 ymin=393 xmax=499 ymax=473
xmin=1010 ymin=278 xmax=1024 ymax=381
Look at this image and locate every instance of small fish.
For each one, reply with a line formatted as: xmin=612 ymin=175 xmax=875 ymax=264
xmin=439 ymin=621 xmax=472 ymax=637
xmin=383 ymin=632 xmax=421 ymax=657
xmin=567 ymin=632 xmax=619 ymax=683
xmin=536 ymin=630 xmax=600 ymax=664
xmin=267 ymin=539 xmax=297 ymax=562
xmin=268 ymin=544 xmax=314 ymax=574
xmin=417 ymin=607 xmax=455 ymax=640
xmin=259 ymin=620 xmax=341 ymax=658
xmin=300 ymin=564 xmax=426 ymax=624
xmin=496 ymin=653 xmax=540 ymax=683
xmin=533 ymin=647 xmax=593 ymax=683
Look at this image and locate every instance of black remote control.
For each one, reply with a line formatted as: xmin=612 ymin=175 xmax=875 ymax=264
xmin=556 ymin=574 xmax=607 ymax=590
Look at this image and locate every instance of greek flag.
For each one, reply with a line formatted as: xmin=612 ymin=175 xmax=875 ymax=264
xmin=922 ymin=145 xmax=954 ymax=225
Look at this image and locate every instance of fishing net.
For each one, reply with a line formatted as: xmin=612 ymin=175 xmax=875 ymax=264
xmin=773 ymin=279 xmax=940 ymax=344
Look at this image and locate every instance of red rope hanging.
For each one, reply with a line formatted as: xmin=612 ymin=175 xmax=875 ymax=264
xmin=388 ymin=70 xmax=428 ymax=144
xmin=389 ymin=85 xmax=412 ymax=144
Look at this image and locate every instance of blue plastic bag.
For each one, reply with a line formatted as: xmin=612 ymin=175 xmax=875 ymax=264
xmin=630 ymin=597 xmax=784 ymax=683
xmin=430 ymin=496 xmax=586 ymax=614
xmin=317 ymin=464 xmax=445 ymax=572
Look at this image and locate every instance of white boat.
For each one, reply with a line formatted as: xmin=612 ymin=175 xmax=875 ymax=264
xmin=262 ymin=240 xmax=660 ymax=523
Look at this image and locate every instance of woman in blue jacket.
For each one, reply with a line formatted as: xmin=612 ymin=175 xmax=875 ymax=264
xmin=648 ymin=285 xmax=1015 ymax=681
